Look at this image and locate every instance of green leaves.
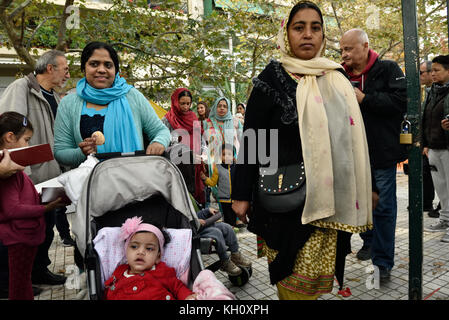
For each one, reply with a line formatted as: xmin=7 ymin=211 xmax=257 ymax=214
xmin=2 ymin=0 xmax=448 ymax=104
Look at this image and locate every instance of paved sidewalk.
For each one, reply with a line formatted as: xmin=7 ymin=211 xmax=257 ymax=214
xmin=31 ymin=172 xmax=449 ymax=300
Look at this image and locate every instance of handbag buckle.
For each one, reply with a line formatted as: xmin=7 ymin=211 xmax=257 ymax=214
xmin=278 ymin=173 xmax=283 ymax=190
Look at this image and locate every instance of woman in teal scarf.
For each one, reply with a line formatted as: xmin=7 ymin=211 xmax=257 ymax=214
xmin=203 ymin=96 xmax=243 ymax=227
xmin=54 ymin=42 xmax=170 ymax=168
xmin=203 ymin=97 xmax=242 ymax=163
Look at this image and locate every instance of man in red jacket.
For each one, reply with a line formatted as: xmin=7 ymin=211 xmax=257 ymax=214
xmin=340 ymin=29 xmax=407 ymax=283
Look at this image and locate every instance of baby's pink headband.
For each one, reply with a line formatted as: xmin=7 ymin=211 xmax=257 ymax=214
xmin=120 ymin=216 xmax=165 ymax=256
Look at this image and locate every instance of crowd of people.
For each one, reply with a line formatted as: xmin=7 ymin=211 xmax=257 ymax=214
xmin=0 ymin=0 xmax=448 ymax=301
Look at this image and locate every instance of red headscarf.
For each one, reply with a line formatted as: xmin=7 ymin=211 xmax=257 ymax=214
xmin=165 ymin=88 xmax=199 ymax=135
xmin=165 ymin=88 xmax=205 ymax=206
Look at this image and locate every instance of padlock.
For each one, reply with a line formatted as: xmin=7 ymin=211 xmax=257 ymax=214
xmin=400 ymin=119 xmax=412 ymax=144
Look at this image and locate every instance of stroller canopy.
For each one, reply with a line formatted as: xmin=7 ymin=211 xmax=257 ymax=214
xmin=72 ymin=155 xmax=200 ymax=257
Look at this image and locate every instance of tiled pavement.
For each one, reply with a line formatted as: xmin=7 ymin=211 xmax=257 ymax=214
xmin=31 ymin=171 xmax=449 ymax=300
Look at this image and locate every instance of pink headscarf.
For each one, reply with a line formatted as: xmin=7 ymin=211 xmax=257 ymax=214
xmin=120 ymin=216 xmax=165 ymax=256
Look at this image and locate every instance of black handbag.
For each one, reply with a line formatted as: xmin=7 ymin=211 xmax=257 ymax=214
xmin=256 ymin=162 xmax=306 ymax=213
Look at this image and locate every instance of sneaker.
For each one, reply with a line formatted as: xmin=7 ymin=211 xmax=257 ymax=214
xmin=231 ymin=252 xmax=252 ymax=268
xmin=428 ymin=208 xmax=440 ymax=218
xmin=424 ymin=220 xmax=449 ymax=232
xmin=441 ymin=231 xmax=449 ymax=243
xmin=235 ymin=222 xmax=246 ymax=229
xmin=62 ymin=237 xmax=76 ymax=247
xmin=356 ymin=245 xmax=371 ymax=261
xmin=220 ymin=258 xmax=242 ymax=276
xmin=32 ymin=269 xmax=67 ymax=285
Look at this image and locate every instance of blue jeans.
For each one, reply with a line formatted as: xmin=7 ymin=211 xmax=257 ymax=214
xmin=199 ymin=222 xmax=239 ymax=262
xmin=360 ymin=166 xmax=398 ymax=270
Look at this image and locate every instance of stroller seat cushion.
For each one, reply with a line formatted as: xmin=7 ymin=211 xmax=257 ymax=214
xmin=93 ymin=227 xmax=192 ymax=288
xmin=161 ymin=228 xmax=192 ymax=281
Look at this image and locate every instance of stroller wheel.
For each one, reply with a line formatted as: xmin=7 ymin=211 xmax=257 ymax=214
xmin=228 ymin=266 xmax=250 ymax=287
xmin=246 ymin=266 xmax=253 ymax=277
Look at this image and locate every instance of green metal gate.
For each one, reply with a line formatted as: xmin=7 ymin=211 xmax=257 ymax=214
xmin=401 ymin=0 xmax=423 ymax=300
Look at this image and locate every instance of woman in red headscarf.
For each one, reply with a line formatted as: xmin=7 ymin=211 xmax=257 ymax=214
xmin=162 ymin=88 xmax=205 ymax=206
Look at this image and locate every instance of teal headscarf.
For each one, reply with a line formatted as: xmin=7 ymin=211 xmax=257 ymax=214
xmin=76 ymin=74 xmax=141 ymax=154
xmin=209 ymin=97 xmax=236 ymax=148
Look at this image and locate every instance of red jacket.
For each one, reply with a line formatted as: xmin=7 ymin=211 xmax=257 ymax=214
xmin=0 ymin=171 xmax=46 ymax=246
xmin=104 ymin=262 xmax=193 ymax=300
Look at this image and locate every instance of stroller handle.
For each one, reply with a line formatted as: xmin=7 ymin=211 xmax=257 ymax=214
xmin=95 ymin=150 xmax=146 ymax=160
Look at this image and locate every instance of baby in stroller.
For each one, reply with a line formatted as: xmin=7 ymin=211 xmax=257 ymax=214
xmin=104 ymin=217 xmax=196 ymax=300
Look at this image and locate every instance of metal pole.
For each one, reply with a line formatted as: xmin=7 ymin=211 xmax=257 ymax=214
xmin=203 ymin=0 xmax=213 ymax=16
xmin=401 ymin=0 xmax=423 ymax=300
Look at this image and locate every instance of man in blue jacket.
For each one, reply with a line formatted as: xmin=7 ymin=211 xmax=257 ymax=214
xmin=340 ymin=29 xmax=408 ymax=282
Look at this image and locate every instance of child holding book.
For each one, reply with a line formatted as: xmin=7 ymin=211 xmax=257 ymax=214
xmin=0 ymin=111 xmax=65 ymax=300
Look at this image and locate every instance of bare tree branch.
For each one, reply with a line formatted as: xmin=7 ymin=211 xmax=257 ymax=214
xmin=423 ymin=2 xmax=445 ymax=21
xmin=9 ymin=0 xmax=32 ymax=21
xmin=26 ymin=15 xmax=60 ymax=50
xmin=56 ymin=0 xmax=74 ymax=51
xmin=331 ymin=2 xmax=343 ymax=36
xmin=128 ymin=74 xmax=185 ymax=82
xmin=378 ymin=40 xmax=402 ymax=59
xmin=0 ymin=0 xmax=35 ymax=68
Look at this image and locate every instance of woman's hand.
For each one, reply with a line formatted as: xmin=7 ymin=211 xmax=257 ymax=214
xmin=78 ymin=137 xmax=97 ymax=156
xmin=198 ymin=219 xmax=206 ymax=227
xmin=372 ymin=192 xmax=379 ymax=210
xmin=200 ymin=171 xmax=207 ymax=181
xmin=232 ymin=200 xmax=250 ymax=224
xmin=354 ymin=87 xmax=366 ymax=104
xmin=422 ymin=147 xmax=429 ymax=157
xmin=0 ymin=150 xmax=25 ymax=178
xmin=442 ymin=118 xmax=449 ymax=131
xmin=146 ymin=142 xmax=165 ymax=155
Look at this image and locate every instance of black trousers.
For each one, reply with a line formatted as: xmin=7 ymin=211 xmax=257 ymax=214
xmin=220 ymin=202 xmax=237 ymax=227
xmin=32 ymin=210 xmax=56 ymax=274
xmin=55 ymin=207 xmax=71 ymax=240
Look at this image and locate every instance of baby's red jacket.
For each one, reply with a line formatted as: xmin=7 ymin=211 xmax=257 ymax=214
xmin=104 ymin=262 xmax=193 ymax=300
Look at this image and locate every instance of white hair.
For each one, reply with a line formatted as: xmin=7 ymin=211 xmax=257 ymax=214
xmin=35 ymin=50 xmax=66 ymax=75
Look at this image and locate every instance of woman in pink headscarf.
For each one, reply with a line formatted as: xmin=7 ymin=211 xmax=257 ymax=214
xmin=162 ymin=88 xmax=205 ymax=206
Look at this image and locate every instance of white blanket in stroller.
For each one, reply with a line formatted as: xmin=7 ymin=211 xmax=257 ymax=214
xmin=57 ymin=155 xmax=99 ymax=206
xmin=93 ymin=227 xmax=192 ymax=287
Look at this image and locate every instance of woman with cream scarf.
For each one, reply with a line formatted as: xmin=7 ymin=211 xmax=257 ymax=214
xmin=232 ymin=1 xmax=374 ymax=300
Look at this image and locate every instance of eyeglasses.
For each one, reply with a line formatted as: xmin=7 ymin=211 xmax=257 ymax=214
xmin=52 ymin=65 xmax=70 ymax=75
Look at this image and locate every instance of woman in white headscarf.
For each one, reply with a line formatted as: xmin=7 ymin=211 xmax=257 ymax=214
xmin=232 ymin=1 xmax=375 ymax=300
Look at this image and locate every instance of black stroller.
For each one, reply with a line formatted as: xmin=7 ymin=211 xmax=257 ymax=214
xmin=71 ymin=154 xmax=205 ymax=300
